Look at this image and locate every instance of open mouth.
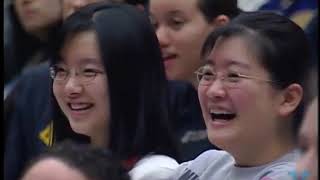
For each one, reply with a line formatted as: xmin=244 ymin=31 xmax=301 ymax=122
xmin=163 ymin=54 xmax=177 ymax=62
xmin=68 ymin=103 xmax=94 ymax=111
xmin=210 ymin=112 xmax=236 ymax=121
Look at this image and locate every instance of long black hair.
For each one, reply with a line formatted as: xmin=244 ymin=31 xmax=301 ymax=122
xmin=51 ymin=2 xmax=180 ymax=162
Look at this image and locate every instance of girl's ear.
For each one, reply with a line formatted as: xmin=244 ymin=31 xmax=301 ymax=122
xmin=278 ymin=84 xmax=303 ymax=117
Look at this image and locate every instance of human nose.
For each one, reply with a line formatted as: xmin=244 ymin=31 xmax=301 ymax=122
xmin=205 ymin=76 xmax=227 ymax=99
xmin=64 ymin=73 xmax=83 ymax=97
xmin=156 ymin=26 xmax=170 ymax=48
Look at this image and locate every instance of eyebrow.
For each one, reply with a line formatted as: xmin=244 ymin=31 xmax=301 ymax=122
xmin=78 ymin=58 xmax=103 ymax=66
xmin=167 ymin=10 xmax=185 ymax=16
xmin=204 ymin=59 xmax=251 ymax=70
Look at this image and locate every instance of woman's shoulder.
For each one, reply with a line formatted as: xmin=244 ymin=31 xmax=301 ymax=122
xmin=129 ymin=154 xmax=179 ymax=180
xmin=172 ymin=150 xmax=233 ymax=179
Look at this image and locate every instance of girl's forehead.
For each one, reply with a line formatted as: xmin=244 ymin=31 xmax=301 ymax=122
xmin=56 ymin=58 xmax=103 ymax=66
xmin=204 ymin=36 xmax=259 ymax=68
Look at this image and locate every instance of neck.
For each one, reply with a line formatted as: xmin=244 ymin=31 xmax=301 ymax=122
xmin=29 ymin=29 xmax=49 ymax=42
xmin=231 ymin=137 xmax=296 ymax=167
xmin=90 ymin=131 xmax=108 ymax=148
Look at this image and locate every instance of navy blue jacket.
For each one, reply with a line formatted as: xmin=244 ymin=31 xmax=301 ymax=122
xmin=4 ymin=63 xmax=216 ymax=179
xmin=5 ymin=62 xmax=52 ymax=180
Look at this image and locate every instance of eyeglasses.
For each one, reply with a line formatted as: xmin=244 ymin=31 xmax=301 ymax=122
xmin=194 ymin=65 xmax=277 ymax=88
xmin=50 ymin=65 xmax=105 ymax=85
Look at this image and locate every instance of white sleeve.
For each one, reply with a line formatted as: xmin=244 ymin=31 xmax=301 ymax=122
xmin=129 ymin=155 xmax=179 ymax=180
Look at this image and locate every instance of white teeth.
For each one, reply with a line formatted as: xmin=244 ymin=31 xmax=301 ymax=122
xmin=70 ymin=103 xmax=91 ymax=110
xmin=209 ymin=110 xmax=233 ymax=114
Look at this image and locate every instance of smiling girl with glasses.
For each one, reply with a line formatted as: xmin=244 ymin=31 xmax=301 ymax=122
xmin=50 ymin=3 xmax=180 ymax=179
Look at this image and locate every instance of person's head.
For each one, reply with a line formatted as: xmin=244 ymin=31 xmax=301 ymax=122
xmin=197 ymin=11 xmax=310 ymax=165
xmin=149 ymin=0 xmax=239 ymax=87
xmin=14 ymin=0 xmax=62 ymax=40
xmin=20 ymin=141 xmax=130 ymax=180
xmin=50 ymin=3 xmax=178 ymax=161
xmin=62 ymin=0 xmax=125 ymax=20
xmin=296 ymin=97 xmax=318 ymax=180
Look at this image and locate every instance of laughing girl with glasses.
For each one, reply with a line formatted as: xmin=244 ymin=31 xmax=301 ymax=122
xmin=171 ymin=11 xmax=311 ymax=180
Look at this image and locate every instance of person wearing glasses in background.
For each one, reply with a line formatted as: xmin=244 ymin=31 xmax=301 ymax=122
xmin=170 ymin=11 xmax=311 ymax=180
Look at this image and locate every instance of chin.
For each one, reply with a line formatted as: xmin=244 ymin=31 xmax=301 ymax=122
xmin=207 ymin=131 xmax=237 ymax=151
xmin=70 ymin=124 xmax=89 ymax=136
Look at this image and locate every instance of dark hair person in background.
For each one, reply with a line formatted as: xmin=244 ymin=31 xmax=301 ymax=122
xmin=148 ymin=0 xmax=241 ymax=161
xmin=20 ymin=141 xmax=130 ymax=180
xmin=4 ymin=0 xmax=61 ymax=86
xmin=171 ymin=11 xmax=310 ymax=180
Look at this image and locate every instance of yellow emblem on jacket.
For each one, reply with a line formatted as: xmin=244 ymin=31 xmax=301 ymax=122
xmin=39 ymin=121 xmax=53 ymax=147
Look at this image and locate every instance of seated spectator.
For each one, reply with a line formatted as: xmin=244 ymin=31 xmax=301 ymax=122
xmin=4 ymin=1 xmax=155 ymax=179
xmin=20 ymin=141 xmax=130 ymax=180
xmin=149 ymin=0 xmax=240 ymax=88
xmin=4 ymin=0 xmax=61 ymax=85
xmin=50 ymin=2 xmax=179 ymax=179
xmin=296 ymin=97 xmax=318 ymax=180
xmin=171 ymin=11 xmax=310 ymax=180
xmin=149 ymin=0 xmax=241 ymax=161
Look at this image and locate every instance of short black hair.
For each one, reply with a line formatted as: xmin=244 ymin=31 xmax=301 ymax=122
xmin=20 ymin=141 xmax=130 ymax=180
xmin=201 ymin=11 xmax=311 ymax=137
xmin=50 ymin=2 xmax=179 ymax=161
xmin=197 ymin=0 xmax=240 ymax=23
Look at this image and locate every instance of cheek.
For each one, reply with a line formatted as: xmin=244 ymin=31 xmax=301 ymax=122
xmin=228 ymin=89 xmax=253 ymax=109
xmin=53 ymin=83 xmax=64 ymax=105
xmin=228 ymin=86 xmax=265 ymax=113
xmin=198 ymin=86 xmax=209 ymax=112
xmin=45 ymin=1 xmax=61 ymax=18
xmin=92 ymin=80 xmax=110 ymax=114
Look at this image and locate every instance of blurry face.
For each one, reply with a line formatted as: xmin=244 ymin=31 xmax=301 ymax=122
xmin=149 ymin=0 xmax=215 ymax=86
xmin=62 ymin=0 xmax=104 ymax=20
xmin=22 ymin=159 xmax=87 ymax=180
xmin=53 ymin=31 xmax=110 ymax=142
xmin=198 ymin=36 xmax=283 ymax=152
xmin=296 ymin=98 xmax=318 ymax=180
xmin=14 ymin=0 xmax=61 ymax=35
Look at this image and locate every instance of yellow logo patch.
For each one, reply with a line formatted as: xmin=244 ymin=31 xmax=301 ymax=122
xmin=39 ymin=121 xmax=53 ymax=147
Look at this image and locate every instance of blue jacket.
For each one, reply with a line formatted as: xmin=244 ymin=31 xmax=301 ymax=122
xmin=5 ymin=62 xmax=53 ymax=180
xmin=4 ymin=63 xmax=216 ymax=179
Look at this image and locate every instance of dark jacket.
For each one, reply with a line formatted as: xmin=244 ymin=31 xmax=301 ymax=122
xmin=4 ymin=62 xmax=52 ymax=180
xmin=4 ymin=63 xmax=216 ymax=179
xmin=168 ymin=81 xmax=217 ymax=162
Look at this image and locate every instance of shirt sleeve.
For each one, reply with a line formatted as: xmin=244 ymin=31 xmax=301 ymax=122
xmin=129 ymin=155 xmax=180 ymax=180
